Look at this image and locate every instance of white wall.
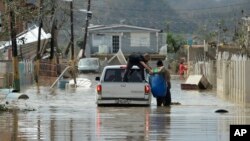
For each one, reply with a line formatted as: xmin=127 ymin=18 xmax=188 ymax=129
xmin=217 ymin=52 xmax=250 ymax=105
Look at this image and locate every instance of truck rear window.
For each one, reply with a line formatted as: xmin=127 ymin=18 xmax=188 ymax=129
xmin=104 ymin=68 xmax=143 ymax=82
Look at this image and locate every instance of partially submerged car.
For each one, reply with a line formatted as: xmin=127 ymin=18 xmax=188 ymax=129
xmin=78 ymin=58 xmax=100 ymax=73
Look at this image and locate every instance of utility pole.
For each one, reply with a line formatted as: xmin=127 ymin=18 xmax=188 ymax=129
xmin=247 ymin=25 xmax=249 ymax=49
xmin=50 ymin=2 xmax=56 ymax=61
xmin=241 ymin=17 xmax=250 ymax=51
xmin=9 ymin=0 xmax=20 ymax=92
xmin=69 ymin=0 xmax=76 ymax=85
xmin=81 ymin=0 xmax=92 ymax=58
xmin=35 ymin=0 xmax=43 ymax=87
xmin=70 ymin=1 xmax=74 ymax=61
xmin=246 ymin=18 xmax=250 ymax=48
xmin=216 ymin=22 xmax=221 ymax=57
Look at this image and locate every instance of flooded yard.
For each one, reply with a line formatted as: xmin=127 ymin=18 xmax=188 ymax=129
xmin=1 ymin=74 xmax=250 ymax=141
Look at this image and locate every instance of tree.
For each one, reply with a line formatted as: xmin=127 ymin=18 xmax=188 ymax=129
xmin=40 ymin=0 xmax=71 ymax=59
xmin=167 ymin=33 xmax=186 ymax=53
xmin=0 ymin=0 xmax=39 ymax=40
xmin=233 ymin=18 xmax=248 ymax=48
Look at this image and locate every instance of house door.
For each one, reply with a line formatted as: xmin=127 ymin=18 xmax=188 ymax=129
xmin=112 ymin=36 xmax=119 ymax=53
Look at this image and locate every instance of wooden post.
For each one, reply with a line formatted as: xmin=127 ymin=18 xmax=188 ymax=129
xmin=70 ymin=1 xmax=74 ymax=61
xmin=50 ymin=2 xmax=56 ymax=61
xmin=69 ymin=0 xmax=76 ymax=85
xmin=9 ymin=0 xmax=20 ymax=92
xmin=35 ymin=0 xmax=43 ymax=87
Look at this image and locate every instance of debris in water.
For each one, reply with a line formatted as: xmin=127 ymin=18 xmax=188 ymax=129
xmin=215 ymin=109 xmax=228 ymax=113
xmin=1 ymin=100 xmax=37 ymax=112
xmin=181 ymin=75 xmax=212 ymax=90
xmin=0 ymin=104 xmax=7 ymax=111
xmin=171 ymin=102 xmax=181 ymax=105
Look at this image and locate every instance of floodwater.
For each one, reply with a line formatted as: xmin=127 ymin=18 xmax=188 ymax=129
xmin=1 ymin=74 xmax=250 ymax=141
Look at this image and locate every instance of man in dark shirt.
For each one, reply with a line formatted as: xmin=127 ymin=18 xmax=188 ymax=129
xmin=123 ymin=53 xmax=152 ymax=82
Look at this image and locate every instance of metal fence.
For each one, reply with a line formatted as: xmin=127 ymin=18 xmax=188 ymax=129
xmin=0 ymin=60 xmax=34 ymax=89
xmin=19 ymin=60 xmax=34 ymax=88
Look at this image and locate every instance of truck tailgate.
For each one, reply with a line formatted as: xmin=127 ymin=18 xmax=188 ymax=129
xmin=101 ymin=82 xmax=146 ymax=98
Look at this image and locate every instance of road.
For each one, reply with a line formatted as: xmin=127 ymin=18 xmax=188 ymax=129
xmin=0 ymin=73 xmax=250 ymax=141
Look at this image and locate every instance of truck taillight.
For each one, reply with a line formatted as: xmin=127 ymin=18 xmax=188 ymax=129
xmin=97 ymin=85 xmax=102 ymax=95
xmin=144 ymin=85 xmax=150 ymax=94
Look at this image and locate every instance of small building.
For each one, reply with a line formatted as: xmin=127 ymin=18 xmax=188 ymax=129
xmin=87 ymin=24 xmax=166 ymax=58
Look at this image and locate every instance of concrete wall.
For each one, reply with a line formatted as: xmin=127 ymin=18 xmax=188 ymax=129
xmin=89 ymin=32 xmax=160 ymax=54
xmin=89 ymin=27 xmax=166 ymax=55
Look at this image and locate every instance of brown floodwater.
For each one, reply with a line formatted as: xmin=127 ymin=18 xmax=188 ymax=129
xmin=1 ymin=74 xmax=250 ymax=141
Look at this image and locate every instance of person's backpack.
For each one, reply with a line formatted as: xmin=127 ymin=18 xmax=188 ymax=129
xmin=149 ymin=68 xmax=167 ymax=97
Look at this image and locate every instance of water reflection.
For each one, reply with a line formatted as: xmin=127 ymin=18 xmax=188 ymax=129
xmin=0 ymin=112 xmax=19 ymax=141
xmin=95 ymin=107 xmax=150 ymax=141
xmin=150 ymin=107 xmax=171 ymax=141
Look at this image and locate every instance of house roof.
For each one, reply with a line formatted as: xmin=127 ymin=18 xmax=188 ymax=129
xmin=0 ymin=25 xmax=51 ymax=50
xmin=88 ymin=24 xmax=161 ymax=32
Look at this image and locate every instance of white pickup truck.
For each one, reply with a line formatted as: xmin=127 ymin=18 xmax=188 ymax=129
xmin=95 ymin=65 xmax=152 ymax=106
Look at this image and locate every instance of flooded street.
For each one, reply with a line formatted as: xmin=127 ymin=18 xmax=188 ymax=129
xmin=1 ymin=74 xmax=250 ymax=141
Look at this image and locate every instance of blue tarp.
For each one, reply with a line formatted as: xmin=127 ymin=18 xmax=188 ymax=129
xmin=149 ymin=73 xmax=167 ymax=98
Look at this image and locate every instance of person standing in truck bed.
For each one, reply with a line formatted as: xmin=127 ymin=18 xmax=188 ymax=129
xmin=123 ymin=53 xmax=152 ymax=82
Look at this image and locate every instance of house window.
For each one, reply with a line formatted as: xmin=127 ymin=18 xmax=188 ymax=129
xmin=112 ymin=36 xmax=119 ymax=53
xmin=131 ymin=33 xmax=150 ymax=47
xmin=92 ymin=34 xmax=106 ymax=46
